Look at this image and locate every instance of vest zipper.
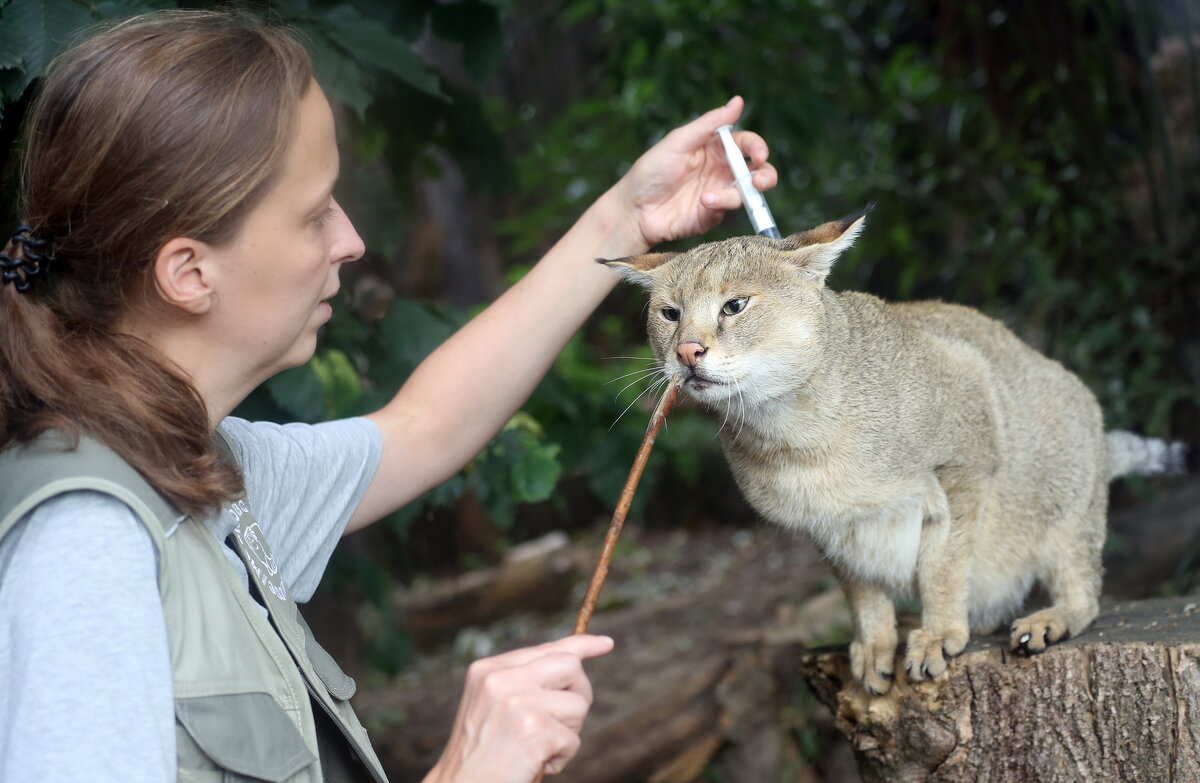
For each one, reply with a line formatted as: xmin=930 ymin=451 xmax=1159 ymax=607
xmin=302 ymin=678 xmax=388 ymax=783
xmin=230 ymin=534 xmax=387 ymax=783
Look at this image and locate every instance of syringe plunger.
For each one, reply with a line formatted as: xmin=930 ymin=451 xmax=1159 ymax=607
xmin=715 ymin=124 xmax=779 ymax=238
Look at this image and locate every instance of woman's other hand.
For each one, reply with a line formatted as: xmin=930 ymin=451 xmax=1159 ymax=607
xmin=425 ymin=634 xmax=615 ymax=783
xmin=616 ymin=95 xmax=778 ymax=249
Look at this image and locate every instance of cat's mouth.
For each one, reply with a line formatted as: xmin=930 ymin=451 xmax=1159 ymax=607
xmin=684 ymin=368 xmax=722 ymax=390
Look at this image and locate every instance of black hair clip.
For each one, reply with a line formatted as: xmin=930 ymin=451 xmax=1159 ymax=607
xmin=0 ymin=225 xmax=55 ymax=293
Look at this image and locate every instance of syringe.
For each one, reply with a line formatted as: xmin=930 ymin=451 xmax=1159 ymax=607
xmin=715 ymin=124 xmax=780 ymax=238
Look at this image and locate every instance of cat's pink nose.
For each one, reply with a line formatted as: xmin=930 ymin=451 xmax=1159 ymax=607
xmin=676 ymin=342 xmax=707 ymax=367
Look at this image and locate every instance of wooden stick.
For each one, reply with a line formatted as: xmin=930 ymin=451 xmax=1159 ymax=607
xmin=574 ymin=374 xmax=685 ymax=634
xmin=535 ymin=375 xmax=684 ymax=782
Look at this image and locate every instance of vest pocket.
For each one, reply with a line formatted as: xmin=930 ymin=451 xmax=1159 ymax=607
xmin=176 ymin=692 xmax=317 ymax=782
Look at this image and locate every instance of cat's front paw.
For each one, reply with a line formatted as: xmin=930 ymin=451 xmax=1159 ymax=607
xmin=1010 ymin=610 xmax=1071 ymax=655
xmin=850 ymin=636 xmax=897 ymax=695
xmin=904 ymin=626 xmax=969 ymax=682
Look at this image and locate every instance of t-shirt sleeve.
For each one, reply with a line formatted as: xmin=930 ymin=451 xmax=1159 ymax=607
xmin=0 ymin=491 xmax=175 ymax=783
xmin=216 ymin=416 xmax=383 ymax=603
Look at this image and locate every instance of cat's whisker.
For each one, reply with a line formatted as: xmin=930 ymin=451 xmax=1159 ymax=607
xmin=733 ymin=377 xmax=748 ymax=439
xmin=724 ymin=379 xmax=744 ymax=439
xmin=604 ymin=355 xmax=659 ymax=362
xmin=747 ymin=372 xmax=767 ymax=411
xmin=715 ymin=398 xmax=732 ymax=438
xmin=611 ymin=375 xmax=663 ymax=402
xmin=609 ymin=374 xmax=669 ymax=431
xmin=607 ymin=367 xmax=664 ymax=387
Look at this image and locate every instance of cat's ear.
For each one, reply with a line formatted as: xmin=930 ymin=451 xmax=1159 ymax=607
xmin=597 ymin=252 xmax=677 ymax=288
xmin=779 ymin=204 xmax=872 ymax=284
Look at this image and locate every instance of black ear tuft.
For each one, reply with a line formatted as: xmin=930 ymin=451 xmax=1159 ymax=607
xmin=834 ymin=202 xmax=875 ymax=232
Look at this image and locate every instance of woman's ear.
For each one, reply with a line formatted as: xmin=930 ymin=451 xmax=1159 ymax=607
xmin=153 ymin=237 xmax=215 ymax=314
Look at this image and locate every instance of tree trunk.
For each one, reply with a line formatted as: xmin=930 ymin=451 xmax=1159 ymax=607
xmin=798 ymin=596 xmax=1200 ymax=783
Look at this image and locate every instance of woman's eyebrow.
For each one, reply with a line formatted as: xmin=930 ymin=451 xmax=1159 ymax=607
xmin=308 ymin=178 xmax=338 ymax=211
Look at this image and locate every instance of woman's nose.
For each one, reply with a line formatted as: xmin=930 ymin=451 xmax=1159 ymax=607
xmin=332 ymin=199 xmax=365 ymax=263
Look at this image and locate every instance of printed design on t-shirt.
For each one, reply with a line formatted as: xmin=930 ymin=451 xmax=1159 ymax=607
xmin=228 ymin=499 xmax=288 ymax=602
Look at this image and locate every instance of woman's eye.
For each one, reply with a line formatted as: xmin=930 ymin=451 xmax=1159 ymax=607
xmin=662 ymin=307 xmax=680 ymax=322
xmin=315 ymin=205 xmax=338 ymax=226
xmin=722 ymin=297 xmax=749 ymax=316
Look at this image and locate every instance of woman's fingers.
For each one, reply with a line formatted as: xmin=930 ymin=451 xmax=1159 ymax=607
xmin=475 ymin=650 xmax=597 ymax=707
xmin=515 ymin=689 xmax=592 ymax=733
xmin=539 ymin=724 xmax=583 ymax=776
xmin=733 ymin=129 xmax=773 ymax=173
xmin=702 ymin=162 xmax=779 ymax=212
xmin=436 ymin=637 xmax=613 ymax=782
xmin=470 ymin=634 xmax=614 ymax=674
xmin=698 ymin=126 xmax=777 ymax=212
xmin=662 ymin=95 xmax=746 ymax=151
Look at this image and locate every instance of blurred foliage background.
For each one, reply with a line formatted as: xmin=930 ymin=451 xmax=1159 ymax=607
xmin=2 ymin=0 xmax=1198 ymax=674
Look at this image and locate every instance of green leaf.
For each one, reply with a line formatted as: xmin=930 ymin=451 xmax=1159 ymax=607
xmin=428 ymin=474 xmax=466 ymax=507
xmin=310 ymin=348 xmax=362 ymax=417
xmin=94 ymin=0 xmax=175 ymax=21
xmin=300 ymin=24 xmax=373 ymax=119
xmin=336 ymin=162 xmax=406 ymax=259
xmin=430 ymin=0 xmax=503 ymax=84
xmin=0 ymin=29 xmax=25 ymax=72
xmin=0 ymin=0 xmax=94 ymax=101
xmin=265 ymin=362 xmax=325 ymax=423
xmin=378 ymin=298 xmax=456 ymax=369
xmin=512 ymin=442 xmax=561 ymax=502
xmin=321 ymin=5 xmax=445 ymax=100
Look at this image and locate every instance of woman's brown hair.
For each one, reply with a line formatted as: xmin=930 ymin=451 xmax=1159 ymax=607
xmin=0 ymin=10 xmax=314 ymax=515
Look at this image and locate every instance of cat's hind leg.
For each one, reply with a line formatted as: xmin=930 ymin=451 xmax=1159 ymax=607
xmin=1010 ymin=478 xmax=1105 ymax=655
xmin=837 ymin=567 xmax=899 ymax=696
xmin=906 ymin=473 xmax=973 ymax=682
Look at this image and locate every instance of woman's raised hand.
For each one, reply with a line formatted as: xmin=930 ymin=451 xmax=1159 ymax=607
xmin=425 ymin=634 xmax=615 ymax=783
xmin=614 ymin=95 xmax=778 ymax=249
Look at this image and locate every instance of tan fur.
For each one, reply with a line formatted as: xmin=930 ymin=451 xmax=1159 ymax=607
xmin=603 ymin=215 xmax=1107 ymax=695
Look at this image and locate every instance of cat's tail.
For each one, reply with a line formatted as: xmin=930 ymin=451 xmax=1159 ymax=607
xmin=1106 ymin=430 xmax=1198 ymax=480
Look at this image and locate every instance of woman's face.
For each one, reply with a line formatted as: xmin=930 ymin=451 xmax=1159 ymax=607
xmin=209 ymin=81 xmax=364 ymax=381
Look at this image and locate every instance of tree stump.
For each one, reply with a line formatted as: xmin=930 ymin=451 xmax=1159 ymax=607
xmin=798 ymin=596 xmax=1200 ymax=783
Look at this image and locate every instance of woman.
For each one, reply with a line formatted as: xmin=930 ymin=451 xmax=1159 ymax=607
xmin=0 ymin=10 xmax=776 ymax=782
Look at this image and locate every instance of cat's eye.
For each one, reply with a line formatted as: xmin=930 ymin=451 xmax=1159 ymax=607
xmin=722 ymin=297 xmax=749 ymax=316
xmin=661 ymin=307 xmax=681 ymax=321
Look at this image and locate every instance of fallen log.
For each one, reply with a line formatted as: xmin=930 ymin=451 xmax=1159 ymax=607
xmin=798 ymin=595 xmax=1200 ymax=783
xmin=353 ymin=525 xmax=842 ymax=783
xmin=398 ymin=531 xmax=576 ymax=647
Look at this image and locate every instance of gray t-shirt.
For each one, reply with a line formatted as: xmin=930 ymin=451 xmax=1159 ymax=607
xmin=0 ymin=416 xmax=382 ymax=782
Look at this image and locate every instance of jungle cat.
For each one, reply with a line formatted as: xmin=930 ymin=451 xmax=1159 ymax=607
xmin=602 ymin=210 xmax=1190 ymax=695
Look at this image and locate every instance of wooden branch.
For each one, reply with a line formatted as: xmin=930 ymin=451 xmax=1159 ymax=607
xmin=798 ymin=596 xmax=1200 ymax=783
xmin=575 ymin=375 xmax=684 ymax=634
xmin=532 ymin=377 xmax=686 ymax=783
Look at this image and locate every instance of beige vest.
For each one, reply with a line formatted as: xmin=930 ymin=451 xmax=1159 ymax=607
xmin=0 ymin=432 xmax=390 ymax=783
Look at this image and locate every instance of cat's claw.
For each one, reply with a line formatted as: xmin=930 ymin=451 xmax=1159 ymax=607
xmin=904 ymin=627 xmax=969 ymax=682
xmin=1010 ymin=611 xmax=1071 ymax=655
xmin=850 ymin=637 xmax=897 ymax=695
